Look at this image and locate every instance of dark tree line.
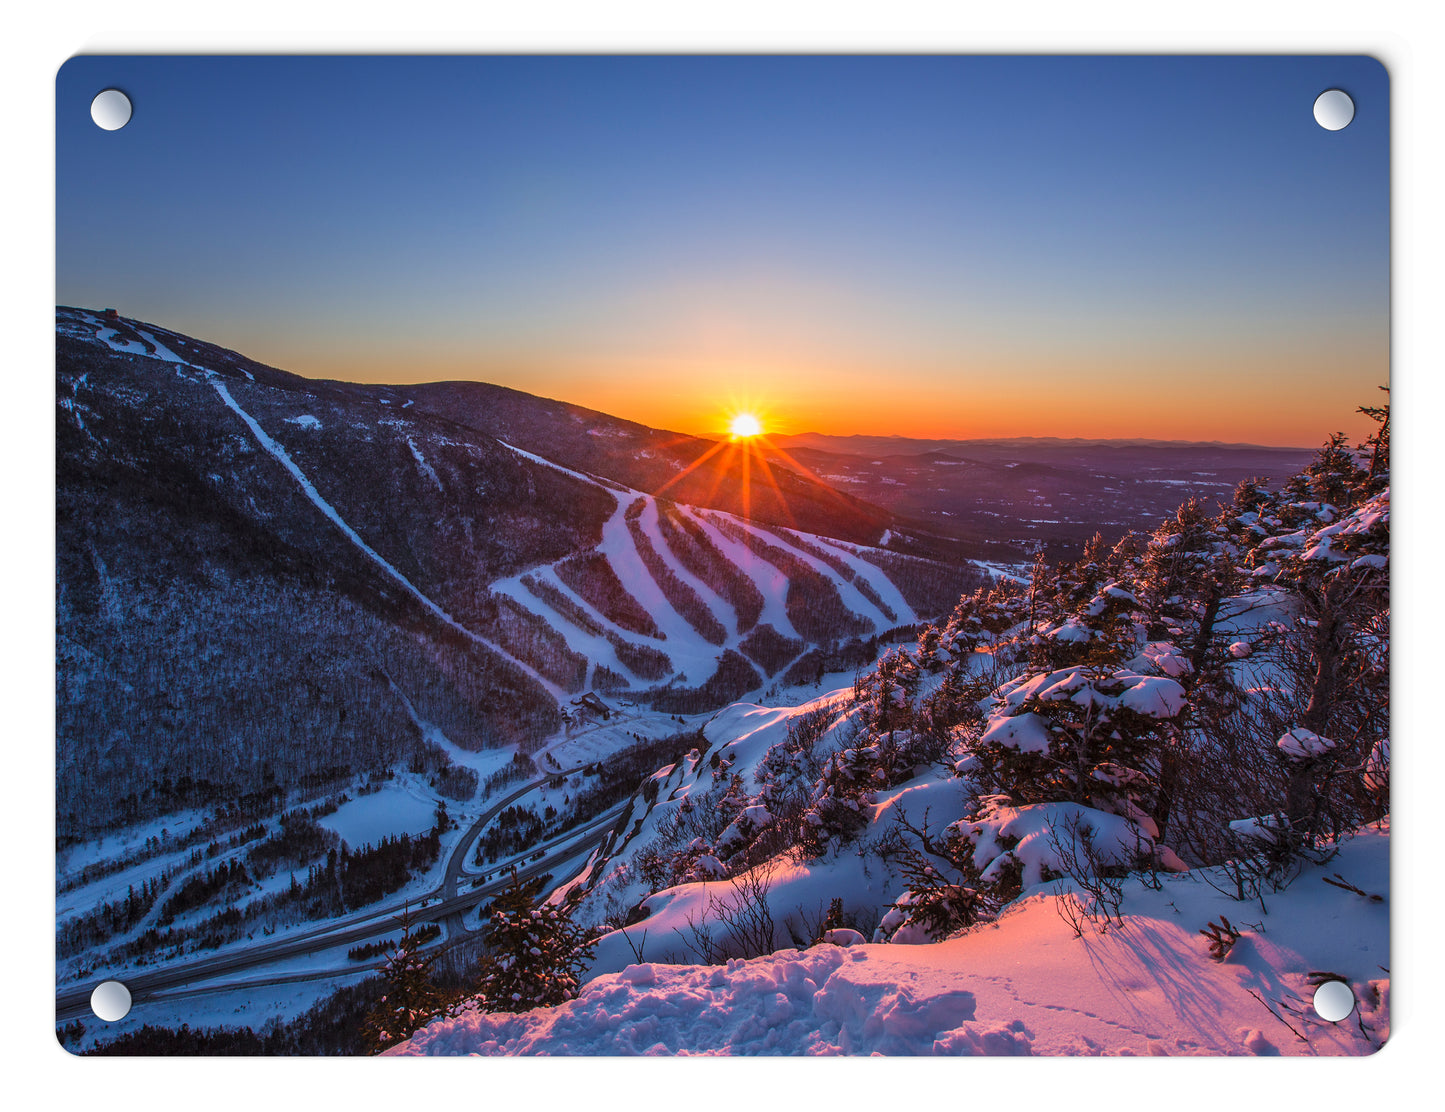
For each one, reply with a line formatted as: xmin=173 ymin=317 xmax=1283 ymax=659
xmin=738 ymin=622 xmax=806 ymax=677
xmin=158 ymin=859 xmax=252 ymax=924
xmin=80 ymin=977 xmax=388 ymax=1056
xmin=556 ymin=551 xmax=664 ymax=639
xmin=643 ymin=650 xmax=763 ymax=715
xmin=624 ymin=500 xmax=728 ymax=645
xmin=857 ymin=549 xmax=988 ymax=619
xmin=58 ymin=878 xmax=168 ymax=959
xmin=473 ymin=805 xmax=549 ymax=865
xmin=654 ymin=503 xmax=765 ymax=633
xmin=770 ymin=526 xmax=899 ymax=622
xmin=299 ymin=827 xmax=443 ymax=916
xmin=710 ymin=515 xmax=874 ymax=643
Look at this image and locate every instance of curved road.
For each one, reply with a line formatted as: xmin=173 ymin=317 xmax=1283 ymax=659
xmin=56 ymin=764 xmax=634 ymax=1024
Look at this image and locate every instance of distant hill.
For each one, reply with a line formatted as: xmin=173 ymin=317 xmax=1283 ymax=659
xmin=775 ymin=432 xmax=1314 ymax=454
xmin=766 ymin=433 xmax=1316 ymax=559
xmin=406 ymin=385 xmax=896 ymax=547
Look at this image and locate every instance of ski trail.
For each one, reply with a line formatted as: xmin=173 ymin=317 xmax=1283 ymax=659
xmin=79 ymin=312 xmax=235 ymax=384
xmin=494 ymin=441 xmax=742 ymax=673
xmin=680 ymin=508 xmax=798 ymax=639
xmin=768 ymin=525 xmax=918 ymax=626
xmin=141 ymin=324 xmax=256 ymax=380
xmin=493 ymin=569 xmax=652 ymax=685
xmin=743 ymin=522 xmax=892 ymax=630
xmin=631 ymin=498 xmax=738 ymax=638
xmin=406 ymin=436 xmax=444 ymax=492
xmin=497 ymin=440 xmax=633 ymax=495
xmin=210 ymin=380 xmax=563 ymax=700
xmin=133 ymin=329 xmax=187 ymax=365
xmin=95 ymin=327 xmax=147 ymax=355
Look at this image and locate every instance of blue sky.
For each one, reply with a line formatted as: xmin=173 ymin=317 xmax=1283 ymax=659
xmin=56 ymin=55 xmax=1388 ymax=443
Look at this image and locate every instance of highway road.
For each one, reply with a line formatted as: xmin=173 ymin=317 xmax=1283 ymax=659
xmin=56 ymin=762 xmax=635 ymax=1024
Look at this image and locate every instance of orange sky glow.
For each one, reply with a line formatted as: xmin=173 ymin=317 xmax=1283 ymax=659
xmin=277 ymin=336 xmax=1386 ymax=449
xmin=60 ymin=57 xmax=1388 ymax=453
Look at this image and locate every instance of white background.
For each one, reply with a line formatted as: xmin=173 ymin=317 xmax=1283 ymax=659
xmin=3 ymin=1 xmax=1439 ymax=1105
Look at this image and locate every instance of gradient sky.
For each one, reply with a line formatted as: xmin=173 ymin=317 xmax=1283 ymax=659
xmin=57 ymin=55 xmax=1388 ymax=446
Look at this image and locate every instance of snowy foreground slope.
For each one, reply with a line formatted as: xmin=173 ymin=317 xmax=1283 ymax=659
xmin=392 ymin=821 xmax=1387 ymax=1056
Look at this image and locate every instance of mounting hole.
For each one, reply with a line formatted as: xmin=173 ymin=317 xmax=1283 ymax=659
xmin=1313 ymin=89 xmax=1354 ymax=131
xmin=1312 ymin=979 xmax=1355 ymax=1022
xmin=90 ymin=980 xmax=132 ymax=1022
xmin=90 ymin=89 xmax=132 ymax=131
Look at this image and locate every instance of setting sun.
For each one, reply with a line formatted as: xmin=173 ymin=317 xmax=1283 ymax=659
xmin=730 ymin=413 xmax=763 ymax=439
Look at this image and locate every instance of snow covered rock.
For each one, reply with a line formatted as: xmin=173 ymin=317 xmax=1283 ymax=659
xmin=821 ymin=928 xmax=867 ymax=947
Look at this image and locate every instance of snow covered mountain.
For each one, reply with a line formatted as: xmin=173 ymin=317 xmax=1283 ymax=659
xmin=402 ymin=381 xmax=901 ymax=547
xmin=56 ymin=307 xmax=983 ymax=839
xmin=390 ymin=454 xmax=1391 ymax=1056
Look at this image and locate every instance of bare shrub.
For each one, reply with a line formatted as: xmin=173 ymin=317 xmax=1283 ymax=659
xmin=711 ymin=865 xmax=779 ymax=960
xmin=660 ymin=864 xmax=781 ymax=964
xmin=1051 ymin=885 xmax=1090 ymax=938
xmin=1046 ymin=813 xmax=1125 ymax=931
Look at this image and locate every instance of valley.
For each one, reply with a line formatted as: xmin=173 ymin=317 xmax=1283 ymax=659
xmin=767 ymin=433 xmax=1315 ymax=560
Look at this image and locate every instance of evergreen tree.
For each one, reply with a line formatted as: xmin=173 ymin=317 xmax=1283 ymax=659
xmin=1134 ymin=497 xmax=1242 ymax=676
xmin=1356 ymin=386 xmax=1390 ymax=492
xmin=1274 ymin=483 xmax=1389 ymax=838
xmin=915 ymin=624 xmax=944 ymax=673
xmin=877 ymin=809 xmax=1010 ymax=943
xmin=1302 ymin=432 xmax=1365 ymax=508
xmin=820 ymin=896 xmax=848 ymax=936
xmin=475 ymin=871 xmax=597 ymax=1013
xmin=1024 ymin=548 xmax=1060 ymax=663
xmin=1104 ymin=531 xmax=1146 ymax=580
xmin=1058 ymin=532 xmax=1110 ymax=613
xmin=798 ymin=743 xmax=882 ymax=855
xmin=1170 ymin=416 xmax=1390 ymax=867
xmin=941 ymin=577 xmax=1028 ymax=657
xmin=860 ymin=646 xmax=922 ymax=736
xmin=959 ymin=664 xmax=1186 ymax=823
xmin=363 ymin=905 xmax=441 ymax=1053
xmin=1216 ymin=477 xmax=1274 ymax=567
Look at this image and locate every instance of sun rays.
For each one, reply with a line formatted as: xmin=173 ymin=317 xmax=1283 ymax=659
xmin=647 ymin=405 xmax=868 ymax=533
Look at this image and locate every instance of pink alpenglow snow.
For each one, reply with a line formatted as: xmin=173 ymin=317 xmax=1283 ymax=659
xmin=1138 ymin=641 xmax=1193 ymax=676
xmin=390 ymin=823 xmax=1388 ymax=1057
xmin=954 ymin=800 xmax=1171 ymax=889
xmin=1114 ymin=674 xmax=1187 ymax=718
xmin=977 ymin=711 xmax=1052 ymax=753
